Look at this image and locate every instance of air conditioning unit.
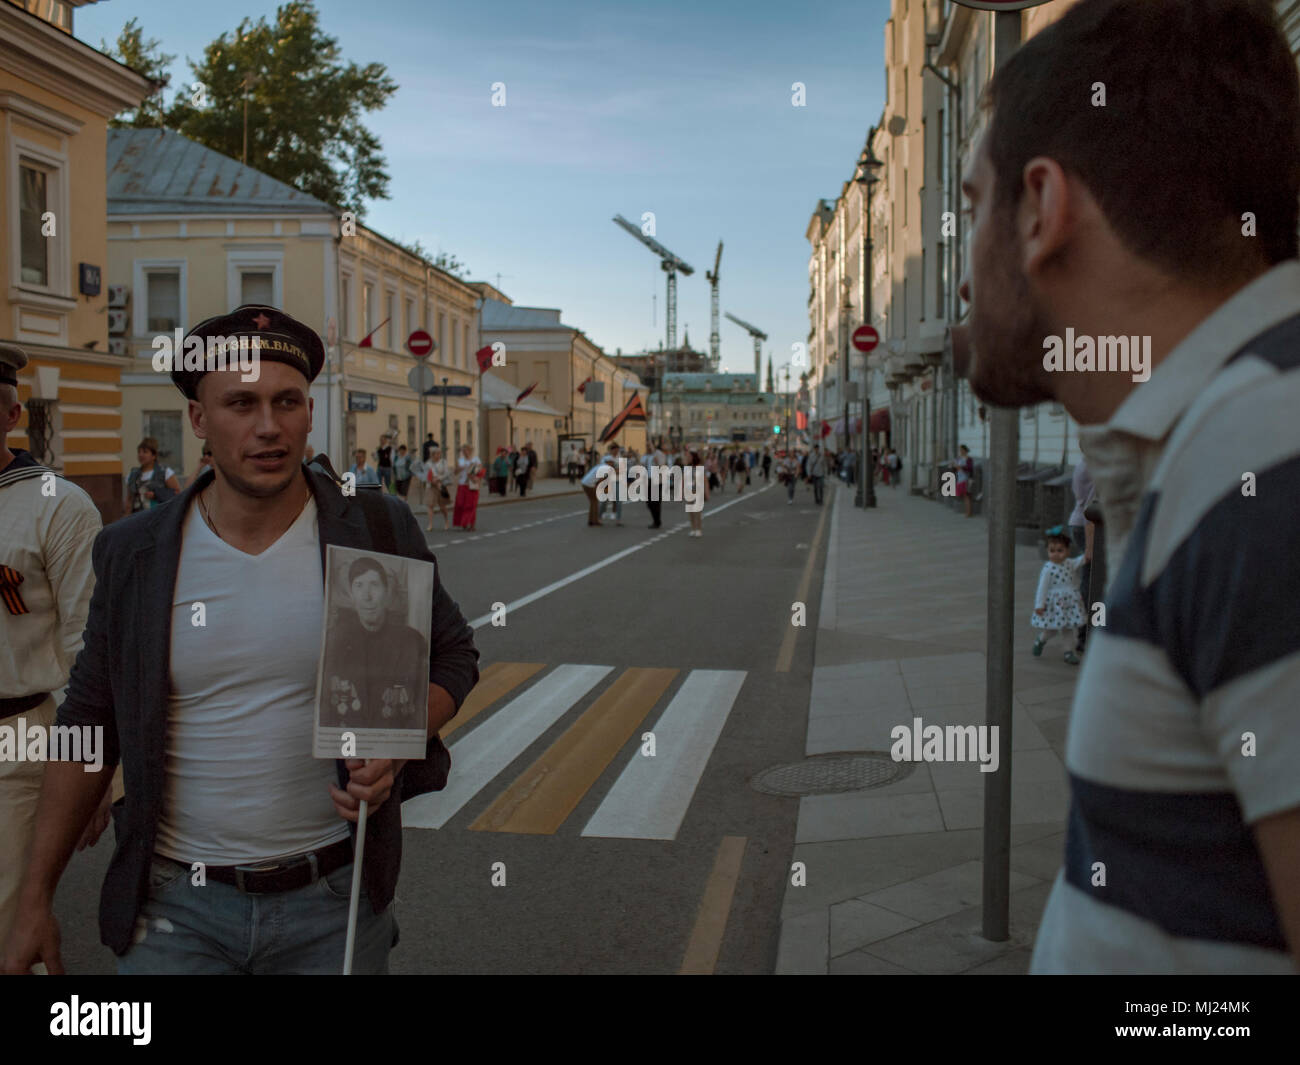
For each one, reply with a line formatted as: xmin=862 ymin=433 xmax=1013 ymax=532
xmin=107 ymin=338 xmax=127 ymax=356
xmin=108 ymin=284 xmax=129 ymax=308
xmin=108 ymin=310 xmax=128 ymax=334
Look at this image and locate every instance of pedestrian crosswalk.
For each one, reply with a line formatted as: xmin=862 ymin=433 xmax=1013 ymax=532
xmin=401 ymin=661 xmax=747 ymax=841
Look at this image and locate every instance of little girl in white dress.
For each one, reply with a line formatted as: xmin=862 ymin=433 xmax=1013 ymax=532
xmin=1032 ymin=527 xmax=1088 ymax=664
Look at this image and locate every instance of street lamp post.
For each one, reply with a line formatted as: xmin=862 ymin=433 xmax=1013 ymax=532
xmin=855 ymin=141 xmax=883 ymax=507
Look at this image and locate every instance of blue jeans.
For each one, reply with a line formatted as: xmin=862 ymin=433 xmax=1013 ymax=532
xmin=116 ymin=854 xmax=397 ymax=975
xmin=812 ymin=476 xmax=825 ymax=504
xmin=378 ymin=467 xmax=393 ymax=489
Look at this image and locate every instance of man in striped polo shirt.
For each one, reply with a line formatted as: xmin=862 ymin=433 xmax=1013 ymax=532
xmin=960 ymin=0 xmax=1300 ymax=972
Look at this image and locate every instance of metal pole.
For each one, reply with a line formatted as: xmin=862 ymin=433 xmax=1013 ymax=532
xmin=859 ymin=175 xmax=876 ymax=508
xmin=441 ymin=376 xmax=448 ymax=452
xmin=982 ymin=7 xmax=1022 ymax=945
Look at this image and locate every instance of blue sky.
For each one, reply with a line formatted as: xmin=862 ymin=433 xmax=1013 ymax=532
xmin=78 ymin=0 xmax=891 ymax=379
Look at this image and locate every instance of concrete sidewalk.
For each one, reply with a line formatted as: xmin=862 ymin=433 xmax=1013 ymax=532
xmin=775 ymin=480 xmax=1079 ymax=974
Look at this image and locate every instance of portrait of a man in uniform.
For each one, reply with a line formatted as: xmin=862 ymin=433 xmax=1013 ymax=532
xmin=318 ymin=552 xmax=431 ymax=744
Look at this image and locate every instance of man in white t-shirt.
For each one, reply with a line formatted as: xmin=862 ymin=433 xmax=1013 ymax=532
xmin=3 ymin=305 xmax=479 ymax=976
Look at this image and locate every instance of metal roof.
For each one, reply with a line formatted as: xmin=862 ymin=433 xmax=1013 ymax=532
xmin=479 ymin=298 xmax=568 ymax=331
xmin=107 ymin=128 xmax=335 ymax=215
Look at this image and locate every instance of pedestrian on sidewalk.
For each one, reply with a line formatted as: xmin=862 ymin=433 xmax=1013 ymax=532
xmin=393 ymin=444 xmax=413 ymax=499
xmin=780 ymin=452 xmax=799 ymax=504
xmin=762 ymin=449 xmax=772 ymax=482
xmin=952 ymin=444 xmax=975 ymax=517
xmin=453 ymin=445 xmax=483 ymax=531
xmin=807 ymin=445 xmax=827 ymax=505
xmin=514 ymin=446 xmax=533 ymax=497
xmin=1031 ymin=527 xmax=1088 ymax=664
xmin=125 ymin=437 xmax=181 ymax=513
xmin=348 ymin=448 xmax=378 ymax=486
xmin=959 ymin=0 xmax=1300 ymax=975
xmin=0 ymin=308 xmax=480 ymax=977
xmin=419 ymin=447 xmax=452 ymax=532
xmin=601 ymin=444 xmax=624 ymax=524
xmin=490 ymin=448 xmax=510 ymax=496
xmin=421 ymin=434 xmax=437 ymax=463
xmin=375 ymin=436 xmax=394 ymax=493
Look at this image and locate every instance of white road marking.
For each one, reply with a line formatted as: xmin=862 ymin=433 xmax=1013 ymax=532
xmin=401 ymin=664 xmax=613 ymax=830
xmin=582 ymin=670 xmax=747 ymax=840
xmin=466 ymin=487 xmax=769 ymax=629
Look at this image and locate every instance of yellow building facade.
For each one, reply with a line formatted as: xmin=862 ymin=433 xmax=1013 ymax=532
xmin=2 ymin=0 xmax=150 ymax=519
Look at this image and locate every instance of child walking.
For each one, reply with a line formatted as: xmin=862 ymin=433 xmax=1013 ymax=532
xmin=1032 ymin=526 xmax=1089 ymax=664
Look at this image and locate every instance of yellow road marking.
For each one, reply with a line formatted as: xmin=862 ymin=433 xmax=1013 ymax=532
xmin=470 ymin=667 xmax=678 ymax=835
xmin=442 ymin=661 xmax=545 ymax=740
xmin=775 ymin=492 xmax=832 ymax=672
xmin=679 ymin=835 xmax=748 ymax=974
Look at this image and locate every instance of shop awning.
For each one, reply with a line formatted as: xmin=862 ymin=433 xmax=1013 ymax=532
xmin=869 ymin=407 xmax=890 ymax=433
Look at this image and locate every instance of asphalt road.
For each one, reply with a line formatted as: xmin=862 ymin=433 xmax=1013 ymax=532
xmin=52 ymin=472 xmax=832 ymax=974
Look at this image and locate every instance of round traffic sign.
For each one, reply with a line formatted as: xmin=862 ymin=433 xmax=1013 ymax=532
xmin=406 ymin=329 xmax=434 ymax=357
xmin=852 ymin=325 xmax=880 ymax=353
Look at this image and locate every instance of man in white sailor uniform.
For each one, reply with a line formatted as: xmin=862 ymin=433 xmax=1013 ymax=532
xmin=0 ymin=342 xmax=105 ymax=952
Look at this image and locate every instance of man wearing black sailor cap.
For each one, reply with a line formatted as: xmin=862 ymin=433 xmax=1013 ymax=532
xmin=3 ymin=305 xmax=479 ymax=975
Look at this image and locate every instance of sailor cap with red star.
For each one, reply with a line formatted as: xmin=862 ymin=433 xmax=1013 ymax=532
xmin=171 ymin=304 xmax=326 ymax=399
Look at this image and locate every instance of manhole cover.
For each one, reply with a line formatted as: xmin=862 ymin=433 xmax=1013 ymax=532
xmin=751 ymin=752 xmax=912 ymax=796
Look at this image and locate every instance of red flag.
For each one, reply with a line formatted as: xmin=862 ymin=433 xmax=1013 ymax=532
xmin=577 ymin=375 xmax=592 ymax=394
xmin=475 ymin=345 xmax=494 ymax=373
xmin=820 ymin=420 xmax=832 ymax=438
xmin=795 ymin=411 xmax=808 ymax=431
xmin=357 ymin=317 xmax=390 ymax=349
xmin=516 ymin=382 xmax=538 ymax=404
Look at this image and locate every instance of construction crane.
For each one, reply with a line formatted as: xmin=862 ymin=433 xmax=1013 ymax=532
xmin=705 ymin=241 xmax=723 ymax=368
xmin=612 ymin=214 xmax=694 ymax=351
xmin=725 ymin=311 xmax=767 ymax=382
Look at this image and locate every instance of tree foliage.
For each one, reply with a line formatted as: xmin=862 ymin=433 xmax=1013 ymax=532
xmin=102 ymin=18 xmax=175 ymax=129
xmin=107 ymin=2 xmax=396 ymax=217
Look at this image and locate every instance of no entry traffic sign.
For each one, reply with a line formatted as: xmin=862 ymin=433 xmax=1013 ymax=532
xmin=852 ymin=325 xmax=880 ymax=353
xmin=406 ymin=329 xmax=434 ymax=357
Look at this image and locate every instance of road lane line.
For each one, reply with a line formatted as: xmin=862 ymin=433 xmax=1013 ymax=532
xmin=678 ymin=835 xmax=748 ymax=974
xmin=582 ymin=669 xmax=746 ymax=840
xmin=470 ymin=667 xmax=678 ymax=835
xmin=774 ymin=489 xmax=833 ymax=673
xmin=466 ymin=487 xmax=772 ymax=629
xmin=443 ymin=661 xmax=546 ymax=740
xmin=402 ymin=664 xmax=612 ymax=830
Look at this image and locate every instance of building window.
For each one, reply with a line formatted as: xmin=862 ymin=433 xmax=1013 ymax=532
xmin=466 ymin=422 xmax=473 ymax=449
xmin=241 ymin=271 xmax=274 ymax=305
xmin=142 ymin=411 xmax=184 ymax=476
xmin=405 ymin=297 xmax=416 ymax=342
xmin=386 ymin=291 xmax=397 ymax=348
xmin=364 ymin=283 xmax=375 ymax=335
xmin=463 ymin=323 xmax=470 ymax=370
xmin=438 ymin=313 xmax=446 ymax=364
xmin=341 ymin=276 xmax=352 ymax=340
xmin=19 ymin=163 xmax=50 ymax=286
xmin=451 ymin=317 xmax=460 ymax=368
xmin=145 ymin=269 xmax=181 ymax=332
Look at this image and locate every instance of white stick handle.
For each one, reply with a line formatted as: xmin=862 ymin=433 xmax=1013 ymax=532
xmin=342 ymin=798 xmax=369 ymax=975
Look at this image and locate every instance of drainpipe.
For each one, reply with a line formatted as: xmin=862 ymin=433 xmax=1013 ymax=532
xmin=925 ymin=55 xmax=962 ymax=470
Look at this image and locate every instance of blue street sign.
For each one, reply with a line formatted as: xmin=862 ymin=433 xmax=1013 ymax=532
xmin=424 ymin=385 xmax=472 ymax=396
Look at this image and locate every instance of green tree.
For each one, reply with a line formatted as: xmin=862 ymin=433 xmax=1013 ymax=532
xmin=164 ymin=1 xmax=397 ymax=217
xmin=433 ymin=251 xmax=469 ymax=279
xmin=102 ymin=18 xmax=175 ymax=129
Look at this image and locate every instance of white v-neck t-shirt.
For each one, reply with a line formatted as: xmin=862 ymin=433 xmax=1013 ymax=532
xmin=154 ymin=495 xmax=349 ymax=865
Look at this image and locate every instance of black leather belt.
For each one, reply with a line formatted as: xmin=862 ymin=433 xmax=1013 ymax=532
xmin=0 ymin=692 xmax=48 ymax=720
xmin=202 ymin=837 xmax=354 ymax=895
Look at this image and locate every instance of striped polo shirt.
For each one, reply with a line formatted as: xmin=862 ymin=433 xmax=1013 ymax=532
xmin=1031 ymin=260 xmax=1300 ymax=973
